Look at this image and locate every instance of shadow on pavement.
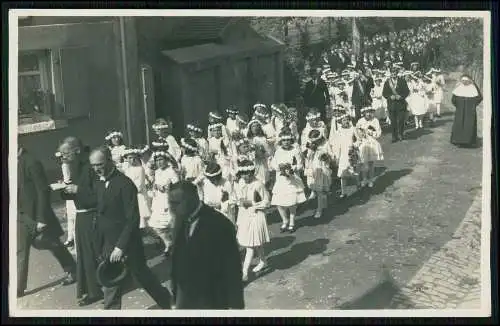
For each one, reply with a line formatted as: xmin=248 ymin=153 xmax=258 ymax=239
xmin=403 ymin=128 xmax=434 ymax=140
xmin=24 ymin=278 xmax=67 ymax=297
xmin=300 ymin=167 xmax=411 ymax=228
xmin=266 ymin=235 xmax=296 ymax=256
xmin=268 ymin=238 xmax=329 ymax=271
xmin=429 ymin=117 xmax=454 ymax=129
xmin=336 ymin=270 xmax=416 ymax=309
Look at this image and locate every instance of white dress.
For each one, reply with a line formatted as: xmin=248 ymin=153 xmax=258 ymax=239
xmin=300 ymin=122 xmax=328 ymax=152
xmin=331 ymin=125 xmax=357 ymax=178
xmin=226 ymin=118 xmax=239 ymax=138
xmin=199 ymin=177 xmax=235 ymax=224
xmin=406 ymin=80 xmax=428 ymax=116
xmin=234 ymin=178 xmax=271 ymax=248
xmin=194 ymin=137 xmax=210 ymax=161
xmin=371 ymin=84 xmax=387 ymax=120
xmin=110 ymin=145 xmax=126 ymax=170
xmin=249 ymin=136 xmax=272 ymax=185
xmin=270 ymin=146 xmax=307 ymax=207
xmin=304 ymin=142 xmax=333 ymax=192
xmin=433 ymin=74 xmax=445 ymax=104
xmin=123 ymin=164 xmax=152 ymax=228
xmin=208 ymin=136 xmax=233 ymax=180
xmin=149 ymin=167 xmax=179 ymax=229
xmin=355 ymin=117 xmax=384 ymax=163
xmin=180 ymin=155 xmax=205 ymax=182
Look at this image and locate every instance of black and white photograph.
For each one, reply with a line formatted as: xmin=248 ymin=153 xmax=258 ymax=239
xmin=8 ymin=9 xmax=492 ymax=318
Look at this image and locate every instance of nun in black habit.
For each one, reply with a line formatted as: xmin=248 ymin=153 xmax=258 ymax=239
xmin=450 ymin=74 xmax=483 ymax=147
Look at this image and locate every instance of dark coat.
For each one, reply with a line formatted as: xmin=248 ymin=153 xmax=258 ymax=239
xmin=93 ymin=169 xmax=142 ymax=259
xmin=60 ymin=160 xmax=97 ymax=210
xmin=171 ymin=204 xmax=245 ymax=309
xmin=382 ymin=77 xmax=411 ymax=112
xmin=17 ymin=149 xmax=64 ymax=242
xmin=303 ymin=78 xmax=330 ymax=114
xmin=351 ymin=76 xmax=375 ymax=108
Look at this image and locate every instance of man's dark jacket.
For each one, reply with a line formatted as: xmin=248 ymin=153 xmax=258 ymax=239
xmin=171 ymin=204 xmax=245 ymax=309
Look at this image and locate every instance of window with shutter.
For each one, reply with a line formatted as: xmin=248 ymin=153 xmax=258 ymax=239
xmin=58 ymin=47 xmax=91 ymax=119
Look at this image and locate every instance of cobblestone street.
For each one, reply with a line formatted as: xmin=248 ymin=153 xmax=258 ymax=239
xmin=14 ymin=75 xmax=487 ymax=312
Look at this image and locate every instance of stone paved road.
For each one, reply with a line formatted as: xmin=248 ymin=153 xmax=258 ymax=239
xmin=13 ymin=75 xmax=485 ymax=311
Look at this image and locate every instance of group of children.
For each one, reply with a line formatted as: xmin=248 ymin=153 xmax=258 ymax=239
xmin=321 ymin=63 xmax=445 ymax=130
xmin=103 ymin=100 xmax=385 ymax=280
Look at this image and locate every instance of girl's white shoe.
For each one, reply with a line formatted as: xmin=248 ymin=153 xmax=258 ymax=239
xmin=368 ymin=181 xmax=374 ymax=188
xmin=314 ymin=210 xmax=322 ymax=219
xmin=252 ymin=261 xmax=268 ymax=273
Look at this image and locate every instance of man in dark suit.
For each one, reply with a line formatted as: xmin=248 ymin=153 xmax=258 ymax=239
xmin=169 ymin=181 xmax=244 ymax=310
xmin=86 ymin=146 xmax=171 ymax=309
xmin=17 ymin=145 xmax=76 ymax=298
xmin=382 ymin=66 xmax=411 ymax=142
xmin=351 ymin=68 xmax=375 ymax=122
xmin=303 ymin=67 xmax=330 ymax=123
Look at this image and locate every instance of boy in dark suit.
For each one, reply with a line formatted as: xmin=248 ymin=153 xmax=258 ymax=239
xmin=17 ymin=146 xmax=76 ymax=298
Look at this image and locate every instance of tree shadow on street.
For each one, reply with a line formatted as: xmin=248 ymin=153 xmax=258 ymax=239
xmin=429 ymin=117 xmax=454 ymax=129
xmin=266 ymin=235 xmax=296 ymax=256
xmin=336 ymin=271 xmax=416 ymax=309
xmin=267 ymin=238 xmax=329 ymax=271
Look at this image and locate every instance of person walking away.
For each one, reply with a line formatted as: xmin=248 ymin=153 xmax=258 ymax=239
xmin=17 ymin=145 xmax=76 ymax=298
xmin=60 ymin=137 xmax=103 ymax=306
xmin=234 ymin=160 xmax=271 ymax=282
xmin=55 ymin=150 xmax=76 ymax=248
xmin=169 ymin=181 xmax=245 ymax=309
xmin=89 ymin=146 xmax=172 ymax=310
xmin=450 ymin=74 xmax=483 ymax=148
xmin=382 ymin=65 xmax=410 ymax=142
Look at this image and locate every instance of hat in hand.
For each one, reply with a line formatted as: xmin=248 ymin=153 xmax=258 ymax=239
xmin=96 ymin=259 xmax=129 ymax=288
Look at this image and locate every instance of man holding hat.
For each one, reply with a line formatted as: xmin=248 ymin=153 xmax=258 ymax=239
xmin=382 ymin=65 xmax=410 ymax=142
xmin=17 ymin=144 xmax=76 ymax=298
xmin=303 ymin=67 xmax=331 ymax=125
xmin=86 ymin=146 xmax=171 ymax=310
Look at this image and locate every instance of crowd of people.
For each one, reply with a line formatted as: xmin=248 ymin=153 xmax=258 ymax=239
xmin=16 ymin=16 xmax=483 ymax=311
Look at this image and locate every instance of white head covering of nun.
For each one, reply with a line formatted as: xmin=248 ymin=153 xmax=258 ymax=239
xmin=452 ymin=74 xmax=480 ymax=98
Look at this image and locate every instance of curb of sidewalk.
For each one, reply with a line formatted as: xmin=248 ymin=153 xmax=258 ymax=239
xmin=390 ymin=190 xmax=482 ymax=309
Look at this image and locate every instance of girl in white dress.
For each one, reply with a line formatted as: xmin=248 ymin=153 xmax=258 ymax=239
xmin=406 ymin=74 xmax=428 ymax=129
xmin=301 ymin=108 xmax=328 ymax=152
xmin=303 ymin=130 xmax=334 ymax=219
xmin=286 ymin=107 xmax=301 ymax=143
xmin=149 ymin=151 xmax=180 ymax=257
xmin=234 ymin=159 xmax=271 ymax=281
xmin=270 ymin=104 xmax=286 ymax=138
xmin=105 ymin=131 xmax=126 ymax=171
xmin=197 ymin=162 xmax=236 ymax=224
xmin=371 ymin=77 xmax=388 ymax=122
xmin=207 ymin=111 xmax=230 ymax=141
xmin=431 ymin=68 xmax=445 ymax=117
xmin=329 ymin=105 xmax=347 ymax=144
xmin=122 ymin=147 xmax=152 ymax=231
xmin=332 ymin=114 xmax=361 ymax=198
xmin=151 ymin=118 xmax=182 ymax=163
xmin=423 ymin=75 xmax=437 ymax=123
xmin=270 ymin=127 xmax=307 ymax=233
xmin=179 ymin=137 xmax=205 ymax=184
xmin=246 ymin=120 xmax=272 ymax=186
xmin=226 ymin=105 xmax=240 ymax=138
xmin=207 ymin=123 xmax=233 ymax=182
xmin=355 ymin=107 xmax=384 ymax=188
xmin=186 ymin=123 xmax=210 ymax=162
xmin=252 ymin=107 xmax=276 ymax=157
xmin=235 ymin=113 xmax=250 ymax=139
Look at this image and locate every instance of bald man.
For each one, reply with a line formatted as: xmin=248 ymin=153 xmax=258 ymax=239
xmin=88 ymin=146 xmax=171 ymax=309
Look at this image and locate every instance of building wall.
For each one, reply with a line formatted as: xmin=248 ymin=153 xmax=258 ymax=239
xmin=17 ymin=21 xmax=129 ymax=181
